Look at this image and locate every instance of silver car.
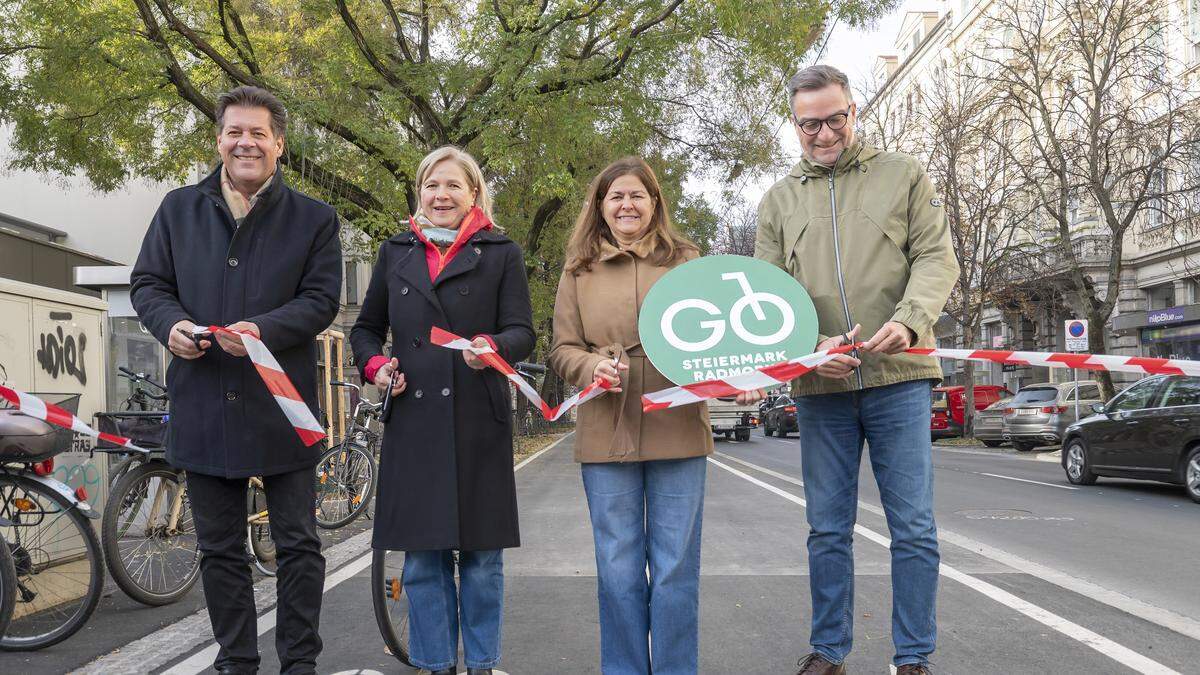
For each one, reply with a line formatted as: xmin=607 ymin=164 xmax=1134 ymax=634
xmin=972 ymin=397 xmax=1012 ymax=447
xmin=1003 ymin=381 xmax=1106 ymax=452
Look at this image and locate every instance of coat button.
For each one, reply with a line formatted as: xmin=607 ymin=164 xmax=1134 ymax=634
xmin=400 ymin=286 xmax=409 ymax=295
xmin=412 ymin=337 xmax=422 ymax=348
xmin=473 ymin=247 xmax=482 ymax=255
xmin=414 ymin=389 xmax=423 ymax=399
xmin=226 ymin=391 xmax=239 ymax=401
xmin=441 ymin=388 xmax=450 ymax=397
xmin=459 ymin=286 xmax=469 ymax=295
xmin=228 ymin=257 xmax=239 ymax=268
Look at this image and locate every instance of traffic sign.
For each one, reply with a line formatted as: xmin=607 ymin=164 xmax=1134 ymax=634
xmin=638 ymin=255 xmax=819 ymax=386
xmin=1065 ymin=319 xmax=1089 ymax=352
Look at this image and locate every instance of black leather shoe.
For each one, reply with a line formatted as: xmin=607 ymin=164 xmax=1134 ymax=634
xmin=429 ymin=669 xmax=456 ymax=675
xmin=468 ymin=670 xmax=493 ymax=675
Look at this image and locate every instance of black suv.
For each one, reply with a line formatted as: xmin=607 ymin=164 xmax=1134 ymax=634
xmin=762 ymin=396 xmax=799 ymax=438
xmin=1062 ymin=375 xmax=1200 ymax=503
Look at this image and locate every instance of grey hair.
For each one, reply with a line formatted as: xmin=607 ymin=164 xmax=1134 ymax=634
xmin=215 ymin=86 xmax=288 ymax=137
xmin=786 ymin=65 xmax=853 ymax=107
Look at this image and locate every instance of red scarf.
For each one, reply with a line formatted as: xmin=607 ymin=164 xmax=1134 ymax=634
xmin=409 ymin=206 xmax=494 ymax=281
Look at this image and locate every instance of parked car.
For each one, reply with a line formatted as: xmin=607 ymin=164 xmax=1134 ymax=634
xmin=763 ymin=395 xmax=798 ymax=438
xmin=1002 ymin=380 xmax=1106 ymax=451
xmin=930 ymin=385 xmax=1011 ymax=439
xmin=1062 ymin=375 xmax=1200 ymax=503
xmin=708 ymin=396 xmax=758 ymax=442
xmin=971 ymin=397 xmax=1012 ymax=447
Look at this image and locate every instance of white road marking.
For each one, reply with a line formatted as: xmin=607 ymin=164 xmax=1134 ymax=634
xmin=716 ymin=452 xmax=1200 ymax=643
xmin=978 ymin=472 xmax=1078 ymax=490
xmin=514 ymin=431 xmax=573 ymax=471
xmin=708 ymin=456 xmax=1182 ymax=675
xmin=86 ymin=434 xmax=571 ymax=675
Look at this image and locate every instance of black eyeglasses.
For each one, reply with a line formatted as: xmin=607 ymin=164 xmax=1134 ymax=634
xmin=793 ymin=107 xmax=852 ymax=136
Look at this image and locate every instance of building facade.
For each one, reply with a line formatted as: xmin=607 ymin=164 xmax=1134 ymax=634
xmin=863 ymin=0 xmax=1200 ymax=393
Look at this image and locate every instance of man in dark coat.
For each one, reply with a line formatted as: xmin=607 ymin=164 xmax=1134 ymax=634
xmin=131 ymin=86 xmax=341 ymax=675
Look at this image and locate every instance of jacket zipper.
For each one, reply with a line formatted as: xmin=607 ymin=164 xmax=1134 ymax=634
xmin=828 ymin=166 xmax=864 ymax=390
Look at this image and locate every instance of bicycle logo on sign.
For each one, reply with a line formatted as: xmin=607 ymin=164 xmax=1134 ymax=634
xmin=660 ymin=272 xmax=795 ymax=352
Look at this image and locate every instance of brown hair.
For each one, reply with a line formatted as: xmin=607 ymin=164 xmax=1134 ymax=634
xmin=564 ymin=157 xmax=698 ymax=274
xmin=216 ymin=86 xmax=288 ymax=137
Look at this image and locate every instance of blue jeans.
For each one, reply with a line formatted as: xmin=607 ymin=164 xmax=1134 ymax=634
xmin=794 ymin=379 xmax=939 ymax=667
xmin=581 ymin=456 xmax=706 ymax=675
xmin=402 ymin=549 xmax=504 ymax=670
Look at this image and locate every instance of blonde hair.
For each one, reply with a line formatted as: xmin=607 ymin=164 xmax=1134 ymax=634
xmin=414 ymin=146 xmax=494 ymax=220
xmin=564 ymin=156 xmax=697 ymax=274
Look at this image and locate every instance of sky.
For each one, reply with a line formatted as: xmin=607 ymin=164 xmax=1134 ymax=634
xmin=695 ymin=1 xmax=940 ymax=209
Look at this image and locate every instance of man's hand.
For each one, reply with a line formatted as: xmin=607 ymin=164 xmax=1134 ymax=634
xmin=593 ymin=359 xmax=629 ymax=394
xmin=736 ymin=389 xmax=767 ymax=406
xmin=373 ymin=357 xmax=408 ymax=397
xmin=168 ymin=320 xmax=210 ymax=360
xmin=863 ymin=321 xmax=916 ymax=355
xmin=214 ymin=321 xmax=260 ymax=357
xmin=815 ymin=324 xmax=862 ymax=380
xmin=463 ymin=337 xmax=490 ymax=370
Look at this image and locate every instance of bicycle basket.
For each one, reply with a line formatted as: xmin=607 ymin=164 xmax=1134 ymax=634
xmin=94 ymin=411 xmax=169 ymax=449
xmin=0 ymin=392 xmax=81 ymax=463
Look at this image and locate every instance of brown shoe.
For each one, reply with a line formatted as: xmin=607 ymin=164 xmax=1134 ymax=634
xmin=795 ymin=653 xmax=847 ymax=675
xmin=896 ymin=665 xmax=932 ymax=675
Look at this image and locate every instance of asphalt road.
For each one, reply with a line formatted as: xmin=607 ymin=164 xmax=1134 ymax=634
xmin=8 ymin=431 xmax=1199 ymax=674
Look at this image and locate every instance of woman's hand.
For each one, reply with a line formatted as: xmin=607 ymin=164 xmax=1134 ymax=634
xmin=463 ymin=337 xmax=490 ymax=370
xmin=593 ymin=359 xmax=629 ymax=394
xmin=735 ymin=389 xmax=767 ymax=406
xmin=373 ymin=357 xmax=408 ymax=397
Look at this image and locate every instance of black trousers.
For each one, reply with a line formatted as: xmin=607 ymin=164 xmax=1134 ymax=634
xmin=187 ymin=466 xmax=326 ymax=674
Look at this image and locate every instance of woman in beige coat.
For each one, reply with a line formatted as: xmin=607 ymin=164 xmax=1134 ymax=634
xmin=550 ymin=157 xmax=761 ymax=674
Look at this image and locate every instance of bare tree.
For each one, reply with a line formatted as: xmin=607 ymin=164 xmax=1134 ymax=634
xmin=915 ymin=60 xmax=1028 ymax=434
xmin=858 ymin=67 xmax=921 ymax=154
xmin=713 ymin=203 xmax=759 ymax=257
xmin=978 ymin=0 xmax=1200 ymax=398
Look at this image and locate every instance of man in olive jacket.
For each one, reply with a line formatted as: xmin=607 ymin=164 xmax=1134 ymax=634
xmin=755 ymin=66 xmax=958 ymax=675
xmin=131 ymin=86 xmax=341 ymax=674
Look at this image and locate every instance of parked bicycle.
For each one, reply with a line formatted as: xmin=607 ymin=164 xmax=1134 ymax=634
xmin=105 ymin=367 xmax=168 ymax=490
xmin=92 ymin=368 xmax=202 ymax=607
xmin=315 ymin=381 xmax=380 ymax=530
xmin=0 ymin=392 xmax=104 ymax=651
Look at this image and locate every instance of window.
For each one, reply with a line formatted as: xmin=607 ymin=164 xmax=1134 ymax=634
xmin=911 ymin=31 xmax=922 ymax=52
xmin=1191 ymin=0 xmax=1200 ymax=42
xmin=1146 ymin=283 xmax=1175 ymax=310
xmin=1078 ymin=385 xmax=1102 ymax=400
xmin=345 ymin=261 xmax=359 ymax=305
xmin=1012 ymin=387 xmax=1058 ymax=404
xmin=1108 ymin=378 xmax=1163 ymax=412
xmin=1161 ymin=377 xmax=1200 ymax=407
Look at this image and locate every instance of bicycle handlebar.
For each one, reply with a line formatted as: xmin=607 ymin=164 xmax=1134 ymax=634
xmin=118 ymin=366 xmax=167 ymax=392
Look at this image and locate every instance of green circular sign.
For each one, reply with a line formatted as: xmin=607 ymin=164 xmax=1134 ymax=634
xmin=638 ymin=255 xmax=819 ymax=386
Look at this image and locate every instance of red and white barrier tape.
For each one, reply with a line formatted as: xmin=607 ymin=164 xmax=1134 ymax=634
xmin=201 ymin=326 xmax=326 ymax=446
xmin=0 ymin=384 xmax=148 ymax=453
xmin=429 ymin=327 xmax=613 ymax=421
xmin=642 ymin=345 xmax=1200 ymax=412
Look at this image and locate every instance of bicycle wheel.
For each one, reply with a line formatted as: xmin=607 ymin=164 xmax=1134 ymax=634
xmin=371 ymin=548 xmax=412 ymax=666
xmin=315 ymin=443 xmax=377 ymax=529
xmin=246 ymin=483 xmax=276 ymax=577
xmin=0 ymin=531 xmax=16 ymax=639
xmin=102 ymin=462 xmax=200 ymax=605
xmin=0 ymin=473 xmax=103 ymax=650
xmin=107 ymin=454 xmax=140 ymax=489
